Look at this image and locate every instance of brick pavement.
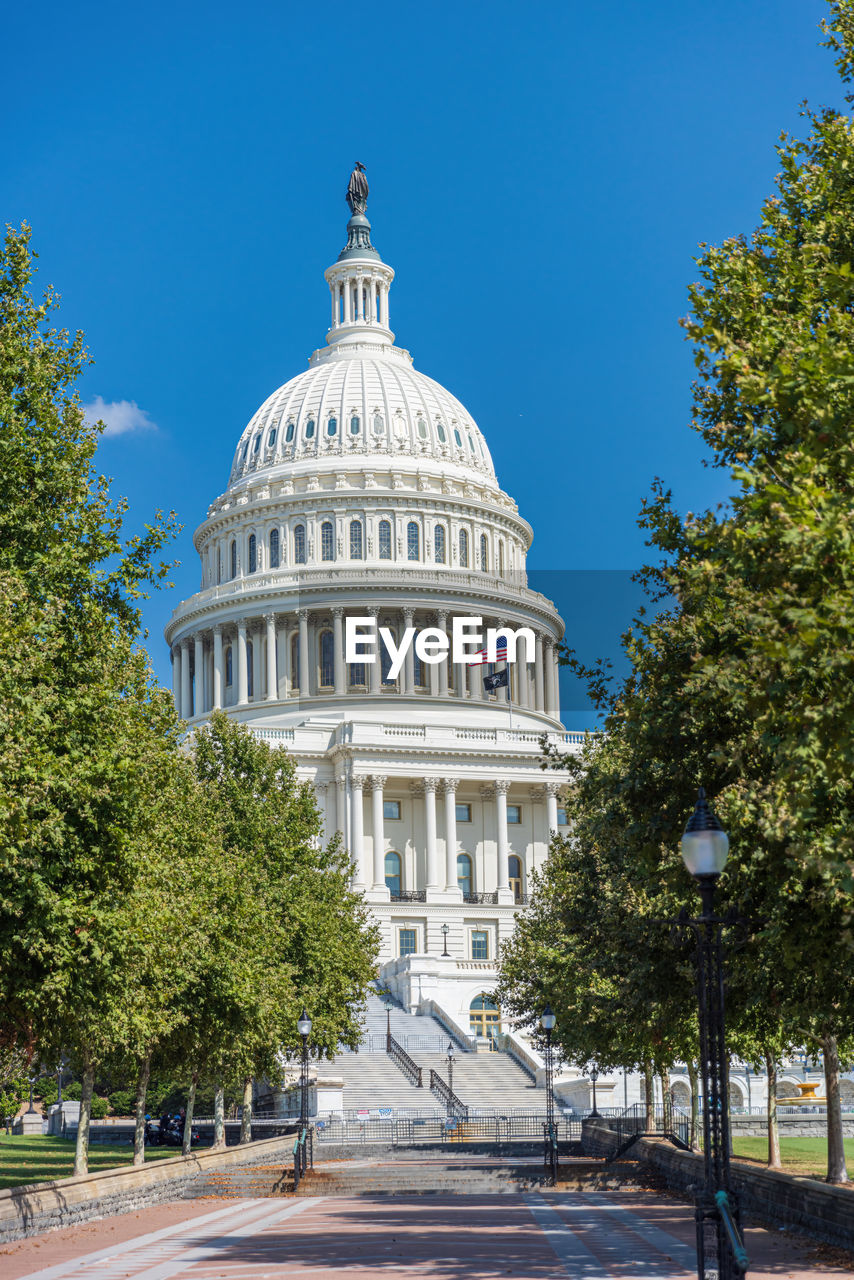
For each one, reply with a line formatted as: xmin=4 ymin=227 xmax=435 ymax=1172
xmin=2 ymin=1189 xmax=852 ymax=1278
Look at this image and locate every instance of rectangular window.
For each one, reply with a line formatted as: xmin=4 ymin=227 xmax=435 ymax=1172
xmin=455 ymin=802 xmax=472 ymax=822
xmin=557 ymin=807 xmax=568 ymax=826
xmin=471 ymin=930 xmax=489 ymax=961
xmin=507 ymin=804 xmax=522 ymax=824
xmin=399 ymin=928 xmax=417 ymax=957
xmin=384 ymin=799 xmax=401 ymax=820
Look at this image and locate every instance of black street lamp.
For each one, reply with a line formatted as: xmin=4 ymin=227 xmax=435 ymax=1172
xmin=26 ymin=1075 xmax=38 ymax=1116
xmin=541 ymin=1005 xmax=557 ymax=1184
xmin=297 ymin=1008 xmax=312 ymax=1129
xmin=446 ymin=1041 xmax=456 ymax=1118
xmin=588 ymin=1067 xmax=600 ymax=1119
xmin=441 ymin=923 xmax=450 ymax=957
xmin=56 ymin=1058 xmax=67 ymax=1108
xmin=680 ymin=787 xmax=748 ymax=1280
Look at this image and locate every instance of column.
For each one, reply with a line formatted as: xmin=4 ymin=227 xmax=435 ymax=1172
xmin=332 ymin=607 xmax=346 ymax=695
xmin=265 ymin=613 xmax=277 ymax=701
xmin=193 ymin=634 xmax=204 ymax=717
xmin=298 ymin=609 xmax=310 ymax=697
xmin=351 ymin=774 xmax=366 ymax=888
xmin=316 ymin=781 xmax=329 ymax=844
xmin=402 ymin=607 xmax=415 ymax=695
xmin=371 ymin=775 xmax=387 ymax=892
xmin=436 ymin=610 xmax=448 ymax=696
xmin=343 ymin=276 xmax=352 ymax=324
xmin=379 ymin=282 xmax=387 ymax=327
xmin=369 ymin=277 xmax=377 ymax=323
xmin=424 ymin=779 xmax=440 ymax=891
xmin=546 ymin=782 xmax=560 ymax=835
xmin=356 ymin=275 xmax=364 ymax=320
xmin=534 ymin=633 xmax=545 ymax=711
xmin=330 ymin=282 xmax=338 ymax=329
xmin=443 ymin=779 xmax=459 ymax=893
xmin=544 ymin=639 xmax=556 ymax=717
xmin=180 ymin=641 xmax=191 ymax=720
xmin=553 ymin=644 xmax=562 ymax=719
xmin=336 ymin=773 xmax=347 ymax=840
xmin=468 ymin=659 xmax=483 ymax=700
xmin=212 ymin=626 xmax=224 ymax=709
xmin=237 ymin=620 xmax=248 ymax=705
xmin=495 ymin=781 xmax=511 ymax=897
xmin=171 ymin=646 xmax=181 ymax=712
xmin=368 ymin=607 xmax=381 ymax=694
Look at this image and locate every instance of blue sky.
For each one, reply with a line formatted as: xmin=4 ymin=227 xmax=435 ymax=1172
xmin=2 ymin=1 xmax=838 ymax=719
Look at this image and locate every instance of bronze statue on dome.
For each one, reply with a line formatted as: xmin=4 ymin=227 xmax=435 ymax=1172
xmin=346 ymin=162 xmax=369 ymax=216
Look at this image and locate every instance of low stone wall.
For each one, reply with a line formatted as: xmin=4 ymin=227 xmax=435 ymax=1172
xmin=730 ymin=1114 xmax=854 ymax=1138
xmin=0 ymin=1135 xmax=298 ymax=1244
xmin=583 ymin=1121 xmax=854 ymax=1252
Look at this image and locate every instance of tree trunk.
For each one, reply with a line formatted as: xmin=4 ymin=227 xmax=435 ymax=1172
xmin=659 ymin=1069 xmax=672 ymax=1131
xmin=73 ymin=1062 xmax=96 ymax=1176
xmin=822 ymin=1035 xmax=849 ymax=1184
xmin=182 ymin=1073 xmax=198 ymax=1157
xmin=213 ymin=1084 xmax=226 ymax=1149
xmin=239 ymin=1076 xmax=253 ymax=1144
xmin=687 ymin=1060 xmax=700 ymax=1151
xmin=132 ymin=1053 xmax=151 ymax=1167
xmin=643 ymin=1060 xmax=655 ymax=1130
xmin=765 ymin=1050 xmax=782 ymax=1169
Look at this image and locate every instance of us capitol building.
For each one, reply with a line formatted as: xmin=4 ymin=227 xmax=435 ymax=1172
xmin=164 ymin=169 xmax=583 ymax=1058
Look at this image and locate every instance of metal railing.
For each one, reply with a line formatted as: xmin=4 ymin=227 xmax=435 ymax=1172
xmin=715 ymin=1189 xmax=749 ymax=1277
xmin=387 ymin=1033 xmax=423 ymax=1087
xmin=292 ymin=1126 xmax=313 ymax=1191
xmin=463 ymin=892 xmax=498 ymax=905
xmin=428 ymin=1068 xmax=469 ymax=1118
xmin=314 ymin=1113 xmax=584 ymax=1146
xmin=389 ymin=889 xmax=427 ymax=902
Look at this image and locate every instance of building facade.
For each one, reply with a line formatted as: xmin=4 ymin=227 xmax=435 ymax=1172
xmin=164 ymin=183 xmax=582 ymax=1046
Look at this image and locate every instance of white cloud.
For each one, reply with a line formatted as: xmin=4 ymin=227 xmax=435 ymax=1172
xmin=83 ymin=396 xmax=158 ymax=438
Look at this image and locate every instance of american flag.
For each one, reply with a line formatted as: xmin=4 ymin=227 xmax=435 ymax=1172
xmin=466 ymin=644 xmax=508 ymax=665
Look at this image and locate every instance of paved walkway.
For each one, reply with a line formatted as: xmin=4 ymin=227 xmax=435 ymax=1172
xmin=2 ymin=1191 xmax=851 ymax=1279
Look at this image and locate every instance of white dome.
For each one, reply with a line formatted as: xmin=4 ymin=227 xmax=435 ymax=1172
xmin=228 ymin=345 xmax=497 ymax=490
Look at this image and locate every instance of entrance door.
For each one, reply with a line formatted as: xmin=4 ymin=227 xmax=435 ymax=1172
xmin=469 ymin=994 xmax=500 ymax=1043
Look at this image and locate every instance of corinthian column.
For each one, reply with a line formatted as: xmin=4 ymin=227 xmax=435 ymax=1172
xmin=193 ymin=634 xmax=205 ymax=717
xmin=298 ymin=609 xmax=310 ymax=697
xmin=443 ymin=779 xmax=461 ymax=895
xmin=370 ymin=775 xmax=389 ymax=898
xmin=237 ymin=619 xmax=248 ymax=705
xmin=534 ymin=633 xmax=545 ymax=712
xmin=424 ymin=778 xmax=440 ymax=892
xmin=180 ymin=641 xmax=191 ymax=720
xmin=350 ymin=774 xmax=366 ymax=889
xmin=495 ymin=780 xmax=513 ymax=903
xmin=265 ymin=613 xmax=277 ymax=701
xmin=212 ymin=625 xmax=224 ymax=709
xmin=332 ymin=607 xmax=346 ymax=695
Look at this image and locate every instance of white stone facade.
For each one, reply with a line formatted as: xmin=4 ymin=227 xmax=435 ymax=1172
xmin=165 ymin=194 xmax=578 ymax=1044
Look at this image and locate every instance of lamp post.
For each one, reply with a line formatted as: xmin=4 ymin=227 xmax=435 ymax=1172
xmin=680 ymin=787 xmax=747 ymax=1280
xmin=446 ymin=1041 xmax=456 ymax=1118
xmin=745 ymin=1063 xmax=752 ymax=1114
xmin=541 ymin=1005 xmax=557 ymax=1184
xmin=588 ymin=1067 xmax=600 ymax=1119
xmin=441 ymin=923 xmax=450 ymax=957
xmin=297 ymin=1008 xmax=312 ymax=1129
xmin=26 ymin=1075 xmax=38 ymax=1116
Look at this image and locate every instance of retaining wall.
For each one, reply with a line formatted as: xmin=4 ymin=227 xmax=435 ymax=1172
xmin=583 ymin=1121 xmax=854 ymax=1252
xmin=730 ymin=1115 xmax=854 ymax=1138
xmin=0 ymin=1135 xmax=297 ymax=1244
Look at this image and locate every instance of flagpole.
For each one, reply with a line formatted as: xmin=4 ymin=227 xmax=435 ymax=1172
xmin=507 ymin=663 xmax=512 ymax=730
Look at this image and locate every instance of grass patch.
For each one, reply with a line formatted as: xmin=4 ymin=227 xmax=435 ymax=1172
xmin=0 ymin=1135 xmax=182 ymax=1190
xmin=732 ymin=1135 xmax=854 ymax=1180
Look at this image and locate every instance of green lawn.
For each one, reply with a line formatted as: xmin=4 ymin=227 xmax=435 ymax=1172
xmin=0 ymin=1135 xmax=183 ymax=1190
xmin=731 ymin=1135 xmax=854 ymax=1181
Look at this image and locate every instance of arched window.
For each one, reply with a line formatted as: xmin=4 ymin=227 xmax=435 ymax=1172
xmin=285 ymin=421 xmax=295 ymax=442
xmin=434 ymin=525 xmax=446 ymax=564
xmin=248 ymin=534 xmax=257 ymax=574
xmin=269 ymin=528 xmax=280 ymax=569
xmin=327 ymin=416 xmax=337 ymax=436
xmin=252 ymin=434 xmax=261 ymax=455
xmin=290 ymin=634 xmax=300 ymax=691
xmin=378 ymin=519 xmax=392 ymax=560
xmin=407 ymin=521 xmax=419 ymax=561
xmin=349 ymin=658 xmax=366 ymax=687
xmin=294 ymin=524 xmax=306 ymax=564
xmin=230 ymin=540 xmax=237 ymax=579
xmin=417 ymin=417 xmax=427 ymax=439
xmin=350 ymin=415 xmax=360 ymax=435
xmin=350 ymin=519 xmax=364 ymax=559
xmin=414 ymin=652 xmax=426 ymax=687
xmin=305 ymin=418 xmax=316 ymax=439
xmin=319 ymin=630 xmax=334 ymax=687
xmin=467 ymin=434 xmax=475 ymax=452
xmin=373 ymin=413 xmax=384 ymax=434
xmin=480 ymin=534 xmax=488 ymax=572
xmin=380 ymin=632 xmax=395 ymax=685
xmin=437 ymin=423 xmax=446 ymax=443
xmin=454 ymin=428 xmax=462 ymax=447
xmin=321 ymin=521 xmax=334 ymax=561
xmin=239 ymin=442 xmax=248 ymax=463
xmin=459 ymin=528 xmax=469 ymax=568
xmin=385 ymin=851 xmax=401 ymax=896
xmin=509 ymin=855 xmax=523 ymax=904
xmin=267 ymin=427 xmax=277 ymax=448
xmin=457 ymin=853 xmax=473 ymax=898
xmin=246 ymin=641 xmax=254 ymax=698
xmin=469 ymin=994 xmax=500 ymax=1041
xmin=225 ymin=646 xmax=233 ymax=686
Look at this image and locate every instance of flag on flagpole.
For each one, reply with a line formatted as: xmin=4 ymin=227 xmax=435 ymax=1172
xmin=483 ymin=668 xmax=509 ymax=692
xmin=468 ymin=644 xmax=508 ymax=665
